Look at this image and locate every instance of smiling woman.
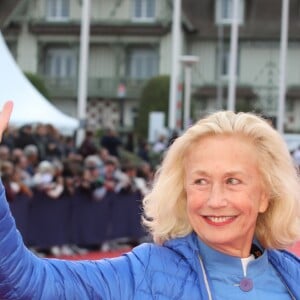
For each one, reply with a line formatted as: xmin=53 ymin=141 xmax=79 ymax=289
xmin=0 ymin=103 xmax=299 ymax=299
xmin=184 ymin=135 xmax=269 ymax=258
xmin=143 ymin=112 xmax=300 ymax=252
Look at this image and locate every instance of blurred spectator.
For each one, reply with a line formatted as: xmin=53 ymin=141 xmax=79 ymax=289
xmin=124 ymin=131 xmax=135 ymax=153
xmin=14 ymin=125 xmax=36 ymax=149
xmin=44 ymin=125 xmax=64 ymax=161
xmin=13 ymin=152 xmax=34 ymax=187
xmin=63 ymin=136 xmax=77 ymax=157
xmin=1 ymin=160 xmax=20 ymax=202
xmin=100 ymin=128 xmax=122 ymax=157
xmin=61 ymin=156 xmax=83 ymax=195
xmin=11 ymin=148 xmax=24 ymax=162
xmin=137 ymin=140 xmax=151 ymax=163
xmin=137 ymin=161 xmax=154 ymax=190
xmin=1 ymin=125 xmax=17 ymax=150
xmin=102 ymin=157 xmax=128 ymax=195
xmin=121 ymin=163 xmax=149 ymax=196
xmin=0 ymin=160 xmax=33 ymax=201
xmin=78 ymin=130 xmax=98 ymax=158
xmin=23 ymin=144 xmax=39 ymax=175
xmin=0 ymin=145 xmax=11 ymax=161
xmin=81 ymin=155 xmax=105 ymax=200
xmin=34 ymin=124 xmax=49 ymax=160
xmin=32 ymin=160 xmax=64 ymax=198
xmin=98 ymin=147 xmax=111 ymax=162
xmin=152 ymin=134 xmax=167 ymax=154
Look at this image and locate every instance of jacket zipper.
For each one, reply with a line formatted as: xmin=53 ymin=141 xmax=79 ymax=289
xmin=198 ymin=255 xmax=213 ymax=300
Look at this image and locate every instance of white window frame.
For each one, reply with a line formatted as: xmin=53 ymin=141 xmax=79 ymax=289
xmin=45 ymin=48 xmax=76 ymax=79
xmin=129 ymin=48 xmax=158 ymax=79
xmin=218 ymin=46 xmax=239 ymax=80
xmin=132 ymin=0 xmax=156 ymax=22
xmin=215 ymin=0 xmax=245 ymax=25
xmin=46 ymin=0 xmax=70 ymax=21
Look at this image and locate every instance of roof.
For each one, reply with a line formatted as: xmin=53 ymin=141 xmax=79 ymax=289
xmin=0 ymin=0 xmax=21 ymax=29
xmin=182 ymin=0 xmax=300 ymax=39
xmin=193 ymin=85 xmax=257 ymax=99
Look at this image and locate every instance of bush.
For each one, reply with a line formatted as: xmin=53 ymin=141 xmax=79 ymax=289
xmin=24 ymin=72 xmax=51 ymax=99
xmin=135 ymin=75 xmax=170 ymax=138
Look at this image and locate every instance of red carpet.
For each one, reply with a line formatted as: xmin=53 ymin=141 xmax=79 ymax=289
xmin=289 ymin=241 xmax=300 ymax=257
xmin=50 ymin=242 xmax=300 ymax=261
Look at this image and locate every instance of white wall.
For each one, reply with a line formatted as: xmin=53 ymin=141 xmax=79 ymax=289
xmin=17 ymin=25 xmax=38 ymax=72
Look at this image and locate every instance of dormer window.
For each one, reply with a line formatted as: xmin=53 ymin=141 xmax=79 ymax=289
xmin=46 ymin=0 xmax=70 ymax=21
xmin=215 ymin=0 xmax=244 ymax=25
xmin=132 ymin=0 xmax=156 ymax=22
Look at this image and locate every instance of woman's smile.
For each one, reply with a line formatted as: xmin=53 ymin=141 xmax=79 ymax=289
xmin=203 ymin=215 xmax=237 ymax=226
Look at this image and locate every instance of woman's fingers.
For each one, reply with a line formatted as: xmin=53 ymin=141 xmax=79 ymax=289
xmin=0 ymin=101 xmax=13 ymax=141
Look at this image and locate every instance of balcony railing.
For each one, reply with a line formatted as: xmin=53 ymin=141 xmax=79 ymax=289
xmin=43 ymin=77 xmax=147 ymax=99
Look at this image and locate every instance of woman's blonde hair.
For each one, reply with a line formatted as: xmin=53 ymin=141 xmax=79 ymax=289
xmin=142 ymin=111 xmax=300 ymax=249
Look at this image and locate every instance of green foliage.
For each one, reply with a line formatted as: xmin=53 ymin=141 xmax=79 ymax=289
xmin=136 ymin=75 xmax=170 ymax=138
xmin=24 ymin=72 xmax=51 ymax=99
xmin=235 ymin=96 xmax=261 ymax=114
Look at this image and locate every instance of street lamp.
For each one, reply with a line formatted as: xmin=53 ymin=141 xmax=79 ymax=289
xmin=76 ymin=0 xmax=91 ymax=147
xmin=180 ymin=55 xmax=199 ymax=130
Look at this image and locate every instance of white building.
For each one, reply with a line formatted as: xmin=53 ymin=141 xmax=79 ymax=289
xmin=1 ymin=0 xmax=300 ymax=132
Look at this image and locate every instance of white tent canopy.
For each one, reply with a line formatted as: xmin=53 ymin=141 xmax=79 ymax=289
xmin=0 ymin=32 xmax=79 ymax=135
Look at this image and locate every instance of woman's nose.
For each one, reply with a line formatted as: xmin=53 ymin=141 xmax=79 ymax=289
xmin=207 ymin=183 xmax=228 ymax=207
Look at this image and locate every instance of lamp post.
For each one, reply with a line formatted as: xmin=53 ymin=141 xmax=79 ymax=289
xmin=227 ymin=0 xmax=239 ymax=111
xmin=180 ymin=55 xmax=199 ymax=130
xmin=76 ymin=0 xmax=91 ymax=147
xmin=277 ymin=0 xmax=289 ymax=134
xmin=169 ymin=0 xmax=182 ymax=130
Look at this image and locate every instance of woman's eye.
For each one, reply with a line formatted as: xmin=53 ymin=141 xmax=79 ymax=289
xmin=194 ymin=178 xmax=207 ymax=185
xmin=227 ymin=178 xmax=240 ymax=185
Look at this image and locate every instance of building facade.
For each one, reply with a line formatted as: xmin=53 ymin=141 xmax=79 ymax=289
xmin=1 ymin=0 xmax=300 ymax=132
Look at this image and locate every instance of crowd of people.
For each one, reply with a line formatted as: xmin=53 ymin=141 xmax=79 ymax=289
xmin=0 ymin=122 xmax=157 ymax=199
xmin=0 ymin=122 xmax=160 ymax=256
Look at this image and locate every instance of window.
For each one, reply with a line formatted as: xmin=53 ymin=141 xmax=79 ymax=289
xmin=46 ymin=0 xmax=70 ymax=21
xmin=132 ymin=0 xmax=155 ymax=21
xmin=217 ymin=46 xmax=239 ymax=79
xmin=221 ymin=48 xmax=230 ymax=77
xmin=215 ymin=0 xmax=244 ymax=25
xmin=128 ymin=48 xmax=158 ymax=79
xmin=45 ymin=48 xmax=76 ymax=79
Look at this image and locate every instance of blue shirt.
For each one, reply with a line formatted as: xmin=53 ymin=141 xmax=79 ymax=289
xmin=197 ymin=238 xmax=291 ymax=299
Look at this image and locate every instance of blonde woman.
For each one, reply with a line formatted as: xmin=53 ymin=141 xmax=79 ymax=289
xmin=0 ymin=101 xmax=299 ymax=299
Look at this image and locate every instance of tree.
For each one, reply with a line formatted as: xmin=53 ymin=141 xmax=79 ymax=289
xmin=24 ymin=72 xmax=51 ymax=99
xmin=135 ymin=75 xmax=170 ymax=138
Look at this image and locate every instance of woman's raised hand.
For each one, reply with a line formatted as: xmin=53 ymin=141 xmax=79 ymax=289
xmin=0 ymin=101 xmax=13 ymax=141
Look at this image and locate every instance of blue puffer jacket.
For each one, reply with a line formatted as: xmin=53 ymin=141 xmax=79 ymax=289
xmin=0 ymin=182 xmax=299 ymax=299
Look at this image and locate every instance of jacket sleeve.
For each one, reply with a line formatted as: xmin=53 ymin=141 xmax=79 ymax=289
xmin=268 ymin=249 xmax=300 ymax=299
xmin=0 ymin=180 xmax=143 ymax=300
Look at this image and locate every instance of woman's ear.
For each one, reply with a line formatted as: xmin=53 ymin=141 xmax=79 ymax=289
xmin=259 ymin=191 xmax=270 ymax=213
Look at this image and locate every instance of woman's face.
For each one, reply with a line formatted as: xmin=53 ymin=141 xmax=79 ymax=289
xmin=185 ymin=134 xmax=269 ymax=257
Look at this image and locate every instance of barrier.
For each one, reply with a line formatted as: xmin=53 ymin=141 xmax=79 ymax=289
xmin=9 ymin=189 xmax=146 ymax=249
